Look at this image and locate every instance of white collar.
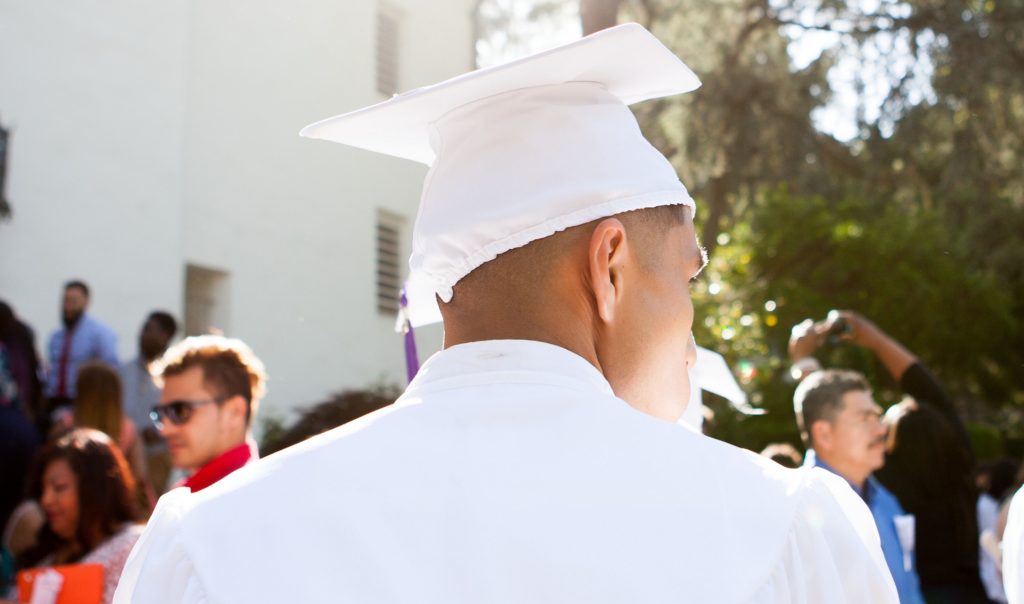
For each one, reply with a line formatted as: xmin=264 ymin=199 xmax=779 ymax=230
xmin=404 ymin=339 xmax=614 ymax=399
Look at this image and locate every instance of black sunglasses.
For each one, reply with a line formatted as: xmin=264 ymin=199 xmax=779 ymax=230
xmin=150 ymin=397 xmax=227 ymax=429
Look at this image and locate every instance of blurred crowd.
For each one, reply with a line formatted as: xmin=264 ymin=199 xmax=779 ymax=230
xmin=1 ymin=280 xmax=1021 ymax=603
xmin=757 ymin=310 xmax=1019 ymax=603
xmin=1 ymin=280 xmax=394 ymax=603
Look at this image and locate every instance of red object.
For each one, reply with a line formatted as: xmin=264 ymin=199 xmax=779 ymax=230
xmin=55 ymin=329 xmax=75 ymax=398
xmin=17 ymin=563 xmax=104 ymax=604
xmin=181 ymin=443 xmax=254 ymax=492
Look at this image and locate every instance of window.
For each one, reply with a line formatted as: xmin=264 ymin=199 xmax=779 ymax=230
xmin=376 ymin=210 xmax=404 ymax=314
xmin=184 ymin=264 xmax=230 ymax=336
xmin=376 ymin=5 xmax=400 ymax=96
xmin=0 ymin=121 xmax=10 ymax=219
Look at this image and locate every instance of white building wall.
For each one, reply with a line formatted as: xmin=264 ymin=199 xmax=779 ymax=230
xmin=0 ymin=0 xmax=189 ymax=363
xmin=0 ymin=1 xmax=474 ymax=425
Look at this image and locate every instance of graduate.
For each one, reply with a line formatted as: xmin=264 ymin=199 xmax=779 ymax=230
xmin=114 ymin=24 xmax=897 ymax=603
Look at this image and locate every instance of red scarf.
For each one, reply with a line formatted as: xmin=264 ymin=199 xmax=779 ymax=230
xmin=181 ymin=443 xmax=255 ymax=493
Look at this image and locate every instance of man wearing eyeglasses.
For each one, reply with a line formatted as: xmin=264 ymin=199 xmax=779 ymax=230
xmin=790 ymin=317 xmax=925 ymax=604
xmin=149 ymin=335 xmax=266 ymax=493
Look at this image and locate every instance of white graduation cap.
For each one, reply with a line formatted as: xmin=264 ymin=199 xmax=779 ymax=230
xmin=301 ymin=23 xmax=701 ymax=324
xmin=679 ymin=346 xmax=765 ymax=430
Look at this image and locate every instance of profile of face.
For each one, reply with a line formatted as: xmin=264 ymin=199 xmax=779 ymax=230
xmin=62 ymin=286 xmax=88 ymax=325
xmin=816 ymin=390 xmax=887 ymax=479
xmin=139 ymin=318 xmax=171 ymax=361
xmin=595 ymin=210 xmax=703 ymax=422
xmin=40 ymin=458 xmax=79 ymax=540
xmin=157 ymin=366 xmax=247 ymax=471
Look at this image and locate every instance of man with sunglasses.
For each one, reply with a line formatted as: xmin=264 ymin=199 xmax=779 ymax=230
xmin=149 ymin=334 xmax=266 ymax=493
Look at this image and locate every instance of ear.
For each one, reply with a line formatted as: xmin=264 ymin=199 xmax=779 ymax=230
xmin=587 ymin=218 xmax=630 ymax=324
xmin=222 ymin=395 xmax=249 ymax=427
xmin=810 ymin=420 xmax=832 ymax=451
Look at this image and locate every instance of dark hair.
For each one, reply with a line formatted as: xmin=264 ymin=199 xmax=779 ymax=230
xmin=20 ymin=428 xmax=137 ymax=567
xmin=881 ymin=399 xmax=973 ymax=500
xmin=876 ymin=398 xmax=978 ymax=579
xmin=0 ymin=300 xmax=14 ymax=337
xmin=64 ymin=280 xmax=90 ymax=298
xmin=147 ymin=311 xmax=178 ymax=339
xmin=154 ymin=335 xmax=266 ymax=425
xmin=979 ymin=458 xmax=1019 ymax=501
xmin=793 ymin=369 xmax=871 ymax=447
xmin=448 ymin=203 xmax=695 ymax=308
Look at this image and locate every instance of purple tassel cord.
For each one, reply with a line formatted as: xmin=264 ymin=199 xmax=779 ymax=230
xmin=399 ymin=289 xmax=420 ymax=383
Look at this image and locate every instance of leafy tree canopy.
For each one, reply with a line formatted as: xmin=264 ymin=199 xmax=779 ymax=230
xmin=476 ymin=0 xmax=1024 ymax=453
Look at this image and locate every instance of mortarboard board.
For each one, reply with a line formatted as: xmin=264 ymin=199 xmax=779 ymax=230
xmin=302 ymin=22 xmax=701 ymax=321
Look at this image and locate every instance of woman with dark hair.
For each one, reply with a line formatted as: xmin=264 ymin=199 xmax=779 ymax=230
xmin=880 ymin=396 xmax=985 ymax=602
xmin=14 ymin=428 xmax=142 ymax=604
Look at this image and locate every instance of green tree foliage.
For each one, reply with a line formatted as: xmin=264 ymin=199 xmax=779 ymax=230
xmin=692 ymin=186 xmax=1018 ymax=449
xmin=475 ymin=0 xmax=1024 ymax=449
xmin=624 ymin=0 xmax=1024 ymax=447
xmin=621 ymin=0 xmax=846 ymax=251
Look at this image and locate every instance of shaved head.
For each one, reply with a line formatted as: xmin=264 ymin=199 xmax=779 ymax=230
xmin=441 ymin=203 xmax=703 ymax=422
xmin=446 ymin=204 xmax=692 ymax=312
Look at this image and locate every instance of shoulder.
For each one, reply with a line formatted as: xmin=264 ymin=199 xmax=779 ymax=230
xmin=1004 ymin=487 xmax=1024 ymax=545
xmin=754 ymin=468 xmax=899 ymax=602
xmin=119 ymin=357 xmax=140 ymax=374
xmin=612 ymin=404 xmax=807 ymax=497
xmin=1003 ymin=487 xmax=1024 ymax=602
xmin=113 ymin=490 xmax=207 ymax=602
xmin=100 ymin=316 xmax=117 ymax=334
xmin=869 ymin=476 xmax=907 ymax=514
xmin=801 ymin=468 xmax=879 ymax=531
xmin=83 ymin=523 xmax=145 ymax=565
xmin=638 ymin=427 xmax=896 ymax=599
xmin=81 ymin=315 xmax=115 ymax=338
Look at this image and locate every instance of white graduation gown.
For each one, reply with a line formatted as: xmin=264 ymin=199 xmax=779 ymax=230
xmin=1003 ymin=486 xmax=1024 ymax=603
xmin=115 ymin=340 xmax=897 ymax=603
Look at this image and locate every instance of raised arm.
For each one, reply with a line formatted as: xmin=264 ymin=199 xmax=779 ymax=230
xmin=829 ymin=311 xmax=968 ymax=449
xmin=787 ymin=318 xmax=825 ymax=381
xmin=827 ymin=311 xmax=916 ymax=382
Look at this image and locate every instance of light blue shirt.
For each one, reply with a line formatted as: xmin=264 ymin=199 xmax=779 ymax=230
xmin=45 ymin=313 xmax=119 ymax=398
xmin=807 ymin=451 xmax=925 ymax=604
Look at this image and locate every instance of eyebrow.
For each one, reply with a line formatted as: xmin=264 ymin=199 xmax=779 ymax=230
xmin=690 ymin=245 xmax=709 ymax=282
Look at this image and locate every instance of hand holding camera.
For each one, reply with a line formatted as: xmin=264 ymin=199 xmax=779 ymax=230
xmin=822 ymin=310 xmax=886 ymax=349
xmin=789 ymin=310 xmax=883 ymax=360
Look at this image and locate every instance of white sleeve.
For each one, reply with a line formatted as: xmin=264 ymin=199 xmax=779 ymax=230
xmin=1004 ymin=487 xmax=1024 ymax=604
xmin=754 ymin=468 xmax=899 ymax=603
xmin=113 ymin=489 xmax=208 ymax=604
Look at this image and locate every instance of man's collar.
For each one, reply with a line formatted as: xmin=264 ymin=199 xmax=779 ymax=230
xmin=181 ymin=442 xmax=255 ymax=493
xmin=806 ymin=451 xmax=875 ymax=502
xmin=405 ymin=339 xmax=614 ymax=398
xmin=62 ymin=312 xmax=87 ymax=331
